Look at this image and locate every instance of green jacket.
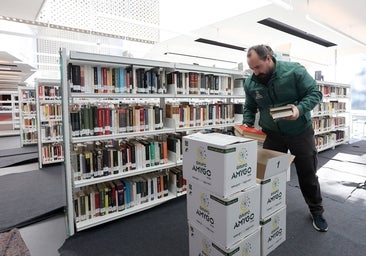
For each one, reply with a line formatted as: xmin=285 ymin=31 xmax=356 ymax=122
xmin=243 ymin=60 xmax=322 ymax=137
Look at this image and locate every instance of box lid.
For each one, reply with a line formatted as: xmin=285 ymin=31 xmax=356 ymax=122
xmin=185 ymin=132 xmax=253 ymax=146
xmin=257 ymin=148 xmax=294 ymax=179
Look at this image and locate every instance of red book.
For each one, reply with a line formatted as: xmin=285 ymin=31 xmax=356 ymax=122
xmin=162 ymin=138 xmax=168 ymax=164
xmin=94 ymin=189 xmax=100 ymax=217
xmin=38 ymin=86 xmax=44 ymax=100
xmin=97 ymin=107 xmax=104 ymax=135
xmin=234 ymin=125 xmax=266 ymax=143
xmin=140 ymin=107 xmax=144 ymax=131
xmin=80 ymin=66 xmax=85 ymax=91
xmin=104 ymin=107 xmax=111 ymax=135
xmin=157 ymin=175 xmax=162 ymax=198
xmin=102 ymin=67 xmax=108 ymax=93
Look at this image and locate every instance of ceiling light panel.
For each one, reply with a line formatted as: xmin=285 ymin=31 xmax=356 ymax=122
xmin=258 ymin=18 xmax=337 ymax=47
xmin=195 ymin=38 xmax=246 ymax=51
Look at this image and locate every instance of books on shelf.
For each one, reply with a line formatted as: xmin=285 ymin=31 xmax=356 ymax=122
xmin=19 ymin=87 xmax=37 ymax=145
xmin=68 ymin=63 xmax=239 ymax=96
xmin=70 ymin=103 xmax=163 ymax=138
xmin=36 ymin=80 xmax=64 ymax=168
xmin=62 ymin=50 xmax=245 ymax=235
xmin=69 ymin=63 xmax=167 ymax=94
xmin=73 ymin=170 xmax=171 ymax=223
xmin=72 ymin=135 xmax=169 ymax=181
xmin=269 ymin=105 xmax=293 ymax=120
xmin=165 ymin=102 xmax=235 ymax=128
xmin=168 ymin=166 xmax=187 ymax=195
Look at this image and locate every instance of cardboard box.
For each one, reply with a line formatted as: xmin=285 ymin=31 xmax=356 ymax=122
xmin=258 ymin=171 xmax=287 ymax=219
xmin=189 ymin=222 xmax=261 ymax=256
xmin=183 ymin=133 xmax=257 ymax=198
xmin=256 ymin=148 xmax=292 ymax=219
xmin=187 ymin=181 xmax=260 ymax=248
xmin=260 ymin=206 xmax=286 ymax=256
xmin=256 ymin=148 xmax=292 ymax=180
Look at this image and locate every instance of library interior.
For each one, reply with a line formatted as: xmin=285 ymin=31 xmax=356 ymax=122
xmin=0 ymin=1 xmax=366 ymax=256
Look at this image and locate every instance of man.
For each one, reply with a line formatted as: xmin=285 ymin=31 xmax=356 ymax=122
xmin=242 ymin=44 xmax=328 ymax=232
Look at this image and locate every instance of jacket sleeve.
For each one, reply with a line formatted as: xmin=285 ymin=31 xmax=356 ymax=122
xmin=243 ymin=79 xmax=257 ymax=126
xmin=294 ymin=65 xmax=323 ymax=116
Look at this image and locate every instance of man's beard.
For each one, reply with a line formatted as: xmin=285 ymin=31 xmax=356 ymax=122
xmin=256 ymin=73 xmax=272 ymax=85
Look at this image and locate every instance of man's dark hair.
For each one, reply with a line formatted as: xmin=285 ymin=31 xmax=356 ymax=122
xmin=247 ymin=44 xmax=274 ymax=61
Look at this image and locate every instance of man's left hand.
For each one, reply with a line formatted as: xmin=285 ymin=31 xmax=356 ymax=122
xmin=284 ymin=104 xmax=299 ymax=120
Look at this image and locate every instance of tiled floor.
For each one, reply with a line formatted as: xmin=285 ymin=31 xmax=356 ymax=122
xmin=1 ymin=135 xmax=67 ymax=255
xmin=3 ymin=135 xmax=365 ymax=255
xmin=19 ymin=214 xmax=68 ymax=256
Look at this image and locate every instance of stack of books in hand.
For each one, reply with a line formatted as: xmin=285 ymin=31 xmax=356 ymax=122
xmin=269 ymin=105 xmax=293 ymax=120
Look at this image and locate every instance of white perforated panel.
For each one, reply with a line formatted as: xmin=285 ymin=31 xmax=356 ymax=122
xmin=37 ymin=0 xmax=159 ymax=42
xmin=35 ymin=0 xmax=159 ymax=75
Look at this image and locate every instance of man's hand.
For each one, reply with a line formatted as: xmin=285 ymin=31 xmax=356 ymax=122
xmin=284 ymin=104 xmax=299 ymax=120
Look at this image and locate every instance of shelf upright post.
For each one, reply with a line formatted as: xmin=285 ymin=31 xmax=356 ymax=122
xmin=60 ymin=48 xmax=75 ymax=236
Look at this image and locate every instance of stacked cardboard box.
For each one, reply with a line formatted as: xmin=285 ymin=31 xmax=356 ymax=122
xmin=183 ymin=132 xmax=261 ymax=255
xmin=256 ymin=148 xmax=293 ymax=256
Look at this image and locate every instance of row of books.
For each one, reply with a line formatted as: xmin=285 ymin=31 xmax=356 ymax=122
xmin=317 ymin=84 xmax=348 ymax=97
xmin=38 ymin=85 xmax=62 ymax=100
xmin=21 ymin=103 xmax=37 ymax=114
xmin=40 ymin=122 xmax=63 ymax=141
xmin=39 ymin=104 xmax=62 ymax=120
xmin=69 ymin=64 xmax=167 ymax=94
xmin=165 ymin=102 xmax=238 ymax=128
xmin=312 ymin=116 xmax=346 ymax=132
xmin=312 ymin=101 xmax=347 ymax=115
xmin=166 ymin=71 xmax=234 ymax=95
xmin=41 ymin=143 xmax=64 ymax=163
xmin=68 ymin=63 xmax=239 ymax=96
xmin=166 ymin=133 xmax=184 ymax=163
xmin=22 ymin=131 xmax=38 ymax=143
xmin=23 ymin=117 xmax=37 ymax=128
xmin=315 ymin=130 xmax=346 ymax=150
xmin=168 ymin=166 xmax=187 ymax=195
xmin=72 ymin=135 xmax=173 ymax=181
xmin=73 ymin=170 xmax=171 ymax=222
xmin=70 ymin=103 xmax=163 ymax=137
xmin=20 ymin=90 xmax=36 ymax=101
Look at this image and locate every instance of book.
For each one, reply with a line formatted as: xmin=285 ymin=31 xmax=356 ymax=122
xmin=234 ymin=125 xmax=267 ymax=143
xmin=269 ymin=105 xmax=293 ymax=120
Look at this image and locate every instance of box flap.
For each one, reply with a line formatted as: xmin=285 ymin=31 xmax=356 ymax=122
xmin=257 ymin=148 xmax=293 ymax=179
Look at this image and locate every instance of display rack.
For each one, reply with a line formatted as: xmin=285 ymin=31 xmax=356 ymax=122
xmin=0 ymin=90 xmax=20 ymax=136
xmin=60 ymin=49 xmax=244 ymax=235
xmin=312 ymin=81 xmax=351 ymax=152
xmin=36 ymin=79 xmax=64 ymax=168
xmin=18 ymin=87 xmax=37 ymax=145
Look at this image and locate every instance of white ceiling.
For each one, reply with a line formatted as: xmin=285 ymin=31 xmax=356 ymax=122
xmin=0 ymin=51 xmax=35 ymax=90
xmin=148 ymin=0 xmax=366 ymax=69
xmin=1 ymin=0 xmax=366 ymax=71
xmin=0 ymin=0 xmax=44 ymax=20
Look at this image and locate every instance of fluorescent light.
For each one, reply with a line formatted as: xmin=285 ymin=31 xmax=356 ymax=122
xmin=195 ymin=38 xmax=246 ymax=51
xmin=269 ymin=0 xmax=293 ymax=10
xmin=306 ymin=15 xmax=366 ymax=48
xmin=258 ymin=18 xmax=336 ymax=47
